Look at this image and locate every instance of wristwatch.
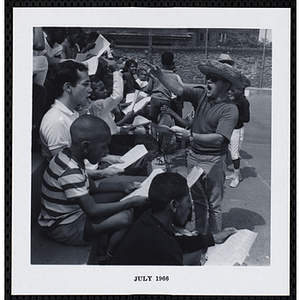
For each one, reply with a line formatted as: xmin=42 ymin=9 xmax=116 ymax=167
xmin=189 ymin=134 xmax=193 ymax=142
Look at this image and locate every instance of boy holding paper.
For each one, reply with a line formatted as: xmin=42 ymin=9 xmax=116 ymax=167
xmin=112 ymin=172 xmax=236 ymax=265
xmin=38 ymin=115 xmax=148 ymax=261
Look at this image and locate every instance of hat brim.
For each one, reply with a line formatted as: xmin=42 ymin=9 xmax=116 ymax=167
xmin=198 ymin=64 xmax=245 ymax=89
xmin=218 ymin=59 xmax=235 ymax=66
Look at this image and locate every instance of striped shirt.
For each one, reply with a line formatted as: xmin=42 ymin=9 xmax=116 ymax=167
xmin=38 ymin=148 xmax=89 ymax=230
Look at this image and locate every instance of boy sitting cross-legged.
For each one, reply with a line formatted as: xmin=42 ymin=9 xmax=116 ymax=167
xmin=38 ymin=114 xmax=148 ymax=261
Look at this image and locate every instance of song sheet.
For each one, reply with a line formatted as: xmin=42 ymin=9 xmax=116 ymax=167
xmin=125 ymin=93 xmax=135 ymax=103
xmin=204 ymin=229 xmax=258 ymax=266
xmin=120 ymin=168 xmax=164 ymax=201
xmin=90 ymin=34 xmax=110 ymax=57
xmin=122 ymin=90 xmax=140 ymax=114
xmin=108 ymin=144 xmax=148 ymax=170
xmin=84 ymin=56 xmax=100 ymax=75
xmin=132 ymin=96 xmax=151 ymax=113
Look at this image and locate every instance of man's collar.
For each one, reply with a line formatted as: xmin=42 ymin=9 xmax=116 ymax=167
xmin=208 ymin=95 xmax=230 ymax=105
xmin=53 ymin=99 xmax=76 ymax=115
xmin=162 ymin=69 xmax=174 ymax=74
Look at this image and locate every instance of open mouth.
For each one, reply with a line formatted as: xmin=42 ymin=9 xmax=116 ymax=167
xmin=206 ymin=84 xmax=212 ymax=91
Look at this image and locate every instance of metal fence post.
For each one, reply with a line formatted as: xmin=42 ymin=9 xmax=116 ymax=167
xmin=259 ymin=29 xmax=267 ymax=88
xmin=149 ymin=28 xmax=153 ymax=64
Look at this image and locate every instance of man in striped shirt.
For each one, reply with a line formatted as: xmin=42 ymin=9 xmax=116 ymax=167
xmin=38 ymin=115 xmax=148 ymax=260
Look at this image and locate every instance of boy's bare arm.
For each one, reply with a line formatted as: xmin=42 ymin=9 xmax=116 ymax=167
xmin=77 ymin=194 xmax=148 ymax=220
xmin=89 ymin=178 xmax=141 ymax=195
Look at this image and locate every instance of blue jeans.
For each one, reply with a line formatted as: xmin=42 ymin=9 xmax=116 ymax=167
xmin=187 ymin=149 xmax=226 ymax=234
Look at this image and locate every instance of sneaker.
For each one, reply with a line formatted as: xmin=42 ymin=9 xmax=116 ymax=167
xmin=230 ymin=177 xmax=240 ymax=188
xmin=226 ymin=172 xmax=235 ymax=180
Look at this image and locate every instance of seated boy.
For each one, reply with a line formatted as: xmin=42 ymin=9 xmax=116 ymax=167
xmin=38 ymin=115 xmax=148 ymax=261
xmin=112 ymin=172 xmax=236 ymax=265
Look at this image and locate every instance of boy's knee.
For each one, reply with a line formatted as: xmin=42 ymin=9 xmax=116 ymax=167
xmin=119 ymin=210 xmax=135 ymax=229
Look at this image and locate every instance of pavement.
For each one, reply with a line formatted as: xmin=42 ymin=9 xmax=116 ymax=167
xmin=162 ymin=92 xmax=271 ymax=266
xmin=223 ymin=93 xmax=271 ymax=266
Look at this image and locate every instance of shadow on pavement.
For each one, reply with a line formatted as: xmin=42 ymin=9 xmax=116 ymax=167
xmin=240 ymin=149 xmax=253 ymax=159
xmin=226 ymin=166 xmax=257 ymax=179
xmin=222 ymin=208 xmax=265 ymax=231
xmin=240 ymin=166 xmax=257 ymax=179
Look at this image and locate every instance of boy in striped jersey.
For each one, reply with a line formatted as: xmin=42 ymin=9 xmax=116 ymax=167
xmin=38 ymin=115 xmax=148 ymax=260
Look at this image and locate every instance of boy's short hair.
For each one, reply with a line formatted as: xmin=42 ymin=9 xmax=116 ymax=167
xmin=70 ymin=115 xmax=110 ymax=146
xmin=90 ymin=75 xmax=102 ymax=84
xmin=88 ymin=31 xmax=99 ymax=42
xmin=124 ymin=59 xmax=137 ymax=71
xmin=50 ymin=60 xmax=88 ymax=98
xmin=149 ymin=172 xmax=188 ymax=213
xmin=161 ymin=51 xmax=174 ymax=66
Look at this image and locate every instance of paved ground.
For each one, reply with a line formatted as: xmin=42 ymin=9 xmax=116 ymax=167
xmin=165 ymin=93 xmax=271 ymax=266
xmin=222 ymin=93 xmax=271 ymax=266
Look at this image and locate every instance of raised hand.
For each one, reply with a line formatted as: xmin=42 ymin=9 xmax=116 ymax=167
xmin=101 ymin=154 xmax=124 ymax=164
xmin=212 ymin=227 xmax=237 ymax=244
xmin=144 ymin=62 xmax=163 ymax=78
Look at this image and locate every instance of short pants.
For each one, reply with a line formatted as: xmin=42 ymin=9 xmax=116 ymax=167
xmin=48 ymin=213 xmax=90 ymax=246
xmin=228 ymin=126 xmax=245 ymax=160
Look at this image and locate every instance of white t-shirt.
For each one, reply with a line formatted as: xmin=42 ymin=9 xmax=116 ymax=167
xmin=40 ymin=100 xmax=79 ymax=161
xmin=88 ymin=71 xmax=123 ymax=135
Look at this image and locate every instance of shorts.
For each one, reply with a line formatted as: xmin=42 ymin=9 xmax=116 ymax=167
xmin=228 ymin=127 xmax=245 ymax=160
xmin=48 ymin=213 xmax=90 ymax=246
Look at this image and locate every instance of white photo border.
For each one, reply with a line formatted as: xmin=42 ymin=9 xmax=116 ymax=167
xmin=11 ymin=7 xmax=291 ymax=296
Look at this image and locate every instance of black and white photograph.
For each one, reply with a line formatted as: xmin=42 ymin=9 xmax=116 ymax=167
xmin=11 ymin=7 xmax=291 ymax=296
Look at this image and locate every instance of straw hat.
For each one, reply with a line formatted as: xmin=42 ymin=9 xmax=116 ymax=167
xmin=218 ymin=53 xmax=235 ymax=66
xmin=239 ymin=73 xmax=251 ymax=88
xmin=198 ymin=60 xmax=251 ymax=89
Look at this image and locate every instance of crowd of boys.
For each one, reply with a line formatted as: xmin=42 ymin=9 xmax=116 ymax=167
xmin=33 ymin=27 xmax=251 ymax=265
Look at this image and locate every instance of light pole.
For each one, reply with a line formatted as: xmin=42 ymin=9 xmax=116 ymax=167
xmin=205 ymin=28 xmax=209 ymax=59
xmin=259 ymin=29 xmax=267 ymax=89
xmin=149 ymin=28 xmax=153 ymax=64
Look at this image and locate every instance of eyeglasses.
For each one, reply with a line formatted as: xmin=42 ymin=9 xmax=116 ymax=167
xmin=206 ymin=74 xmax=224 ymax=83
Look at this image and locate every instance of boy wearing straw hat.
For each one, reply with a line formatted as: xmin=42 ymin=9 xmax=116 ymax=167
xmin=149 ymin=60 xmax=250 ymax=235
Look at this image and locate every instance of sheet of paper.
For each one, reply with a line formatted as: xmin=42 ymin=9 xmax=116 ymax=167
xmin=125 ymin=93 xmax=135 ymax=103
xmin=75 ymin=53 xmax=88 ymax=62
xmin=132 ymin=115 xmax=150 ymax=126
xmin=121 ymin=116 xmax=150 ymax=131
xmin=133 ymin=96 xmax=151 ymax=113
xmin=187 ymin=166 xmax=204 ymax=188
xmin=122 ymin=90 xmax=140 ymax=114
xmin=108 ymin=144 xmax=148 ymax=170
xmin=89 ymin=34 xmax=110 ymax=57
xmin=169 ymin=125 xmax=187 ymax=133
xmin=120 ymin=169 xmax=164 ymax=201
xmin=84 ymin=56 xmax=100 ymax=75
xmin=204 ymin=229 xmax=258 ymax=266
xmin=123 ymin=122 xmax=150 ymax=132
